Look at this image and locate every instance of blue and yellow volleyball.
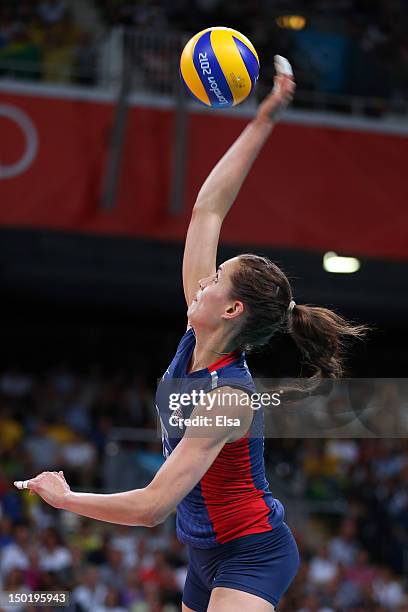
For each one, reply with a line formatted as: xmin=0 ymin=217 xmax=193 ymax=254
xmin=180 ymin=27 xmax=260 ymax=108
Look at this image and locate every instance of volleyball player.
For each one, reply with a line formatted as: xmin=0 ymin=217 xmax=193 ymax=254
xmin=15 ymin=59 xmax=364 ymax=611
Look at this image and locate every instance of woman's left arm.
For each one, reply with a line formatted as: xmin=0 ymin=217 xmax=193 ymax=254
xmin=15 ymin=388 xmax=252 ymax=527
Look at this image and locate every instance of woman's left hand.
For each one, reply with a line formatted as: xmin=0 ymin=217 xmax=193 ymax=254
xmin=14 ymin=471 xmax=71 ymax=509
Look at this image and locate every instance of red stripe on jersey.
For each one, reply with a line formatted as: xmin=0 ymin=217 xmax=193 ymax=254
xmin=200 ymin=435 xmax=272 ymax=544
xmin=207 ymin=351 xmax=240 ymax=372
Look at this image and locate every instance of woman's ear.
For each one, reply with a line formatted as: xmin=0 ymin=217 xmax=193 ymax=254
xmin=223 ymin=300 xmax=244 ymax=320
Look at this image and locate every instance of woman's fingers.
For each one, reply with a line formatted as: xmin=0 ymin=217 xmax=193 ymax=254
xmin=274 ymin=55 xmax=294 ymax=78
xmin=272 ymin=55 xmax=294 ymax=95
xmin=14 ymin=471 xmax=62 ymax=492
xmin=14 ymin=479 xmax=31 ymax=490
xmin=14 ymin=471 xmax=69 ymax=509
xmin=14 ymin=477 xmax=40 ymax=496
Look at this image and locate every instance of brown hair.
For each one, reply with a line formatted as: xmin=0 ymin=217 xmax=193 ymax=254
xmin=229 ymin=254 xmax=367 ymax=379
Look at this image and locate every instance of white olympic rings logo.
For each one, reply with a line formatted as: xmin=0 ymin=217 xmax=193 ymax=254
xmin=0 ymin=104 xmax=39 ymax=180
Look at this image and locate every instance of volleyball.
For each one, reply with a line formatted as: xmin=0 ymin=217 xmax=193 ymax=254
xmin=180 ymin=27 xmax=260 ymax=108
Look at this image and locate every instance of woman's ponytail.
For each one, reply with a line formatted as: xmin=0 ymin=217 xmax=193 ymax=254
xmin=288 ymin=304 xmax=367 ymax=378
xmin=230 ymin=254 xmax=368 ymax=385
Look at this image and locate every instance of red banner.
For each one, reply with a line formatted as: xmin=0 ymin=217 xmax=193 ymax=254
xmin=1 ymin=89 xmax=407 ymax=259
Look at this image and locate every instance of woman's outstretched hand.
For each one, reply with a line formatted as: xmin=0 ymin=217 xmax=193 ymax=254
xmin=256 ymin=55 xmax=296 ymax=124
xmin=14 ymin=471 xmax=71 ymax=509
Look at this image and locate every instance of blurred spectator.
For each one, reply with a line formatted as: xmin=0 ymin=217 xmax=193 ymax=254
xmin=373 ymin=566 xmax=405 ymax=608
xmin=41 ymin=12 xmax=80 ymax=83
xmin=58 ymin=428 xmax=97 ymax=486
xmin=138 ymin=549 xmax=181 ymax=606
xmin=99 ymin=545 xmax=127 ymax=590
xmin=0 ymin=405 xmax=23 ymax=453
xmin=110 ymin=524 xmax=139 ymax=568
xmin=0 ymin=516 xmax=13 ymax=549
xmin=71 ymin=565 xmax=108 ymax=610
xmin=94 ymin=585 xmax=127 ymax=612
xmin=38 ymin=527 xmax=72 ymax=574
xmin=24 ymin=419 xmax=59 ymax=471
xmin=308 ymin=544 xmax=339 ymax=585
xmin=74 ymin=30 xmax=97 ymax=85
xmin=0 ymin=369 xmax=33 ymax=399
xmin=22 ymin=545 xmax=42 ymax=591
xmin=121 ymin=569 xmax=145 ymax=608
xmin=328 ymin=517 xmax=359 ymax=566
xmin=0 ymin=568 xmax=31 ymax=612
xmin=37 ymin=0 xmax=67 ymax=25
xmin=0 ymin=522 xmax=31 ymax=577
xmin=344 ymin=549 xmax=378 ymax=591
xmin=70 ymin=519 xmax=104 ymax=559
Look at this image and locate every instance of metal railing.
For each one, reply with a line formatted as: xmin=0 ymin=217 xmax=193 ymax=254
xmin=1 ymin=27 xmax=406 ymax=118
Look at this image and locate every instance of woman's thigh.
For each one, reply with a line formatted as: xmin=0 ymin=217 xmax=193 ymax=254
xmin=182 ymin=588 xmax=275 ymax=611
xmin=208 ymin=587 xmax=275 ymax=611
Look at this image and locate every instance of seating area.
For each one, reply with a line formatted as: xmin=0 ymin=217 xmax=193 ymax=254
xmin=1 ymin=0 xmax=407 ymax=114
xmin=0 ymin=0 xmax=97 ymax=84
xmin=1 ymin=360 xmax=408 ymax=610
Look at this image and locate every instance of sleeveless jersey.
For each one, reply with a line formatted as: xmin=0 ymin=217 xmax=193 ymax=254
xmin=155 ymin=327 xmax=284 ymax=548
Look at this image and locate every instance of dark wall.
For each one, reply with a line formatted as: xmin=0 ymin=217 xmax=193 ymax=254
xmin=1 ymin=229 xmax=407 ymax=377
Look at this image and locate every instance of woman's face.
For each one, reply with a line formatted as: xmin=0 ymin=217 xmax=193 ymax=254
xmin=187 ymin=257 xmax=243 ymax=329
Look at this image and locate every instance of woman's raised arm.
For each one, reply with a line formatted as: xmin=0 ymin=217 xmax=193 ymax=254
xmin=182 ymin=61 xmax=295 ymax=308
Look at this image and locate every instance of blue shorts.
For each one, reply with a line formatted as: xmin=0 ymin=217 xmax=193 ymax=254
xmin=182 ymin=522 xmax=300 ymax=611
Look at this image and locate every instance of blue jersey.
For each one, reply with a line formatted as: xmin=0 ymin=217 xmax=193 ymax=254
xmin=155 ymin=327 xmax=284 ymax=548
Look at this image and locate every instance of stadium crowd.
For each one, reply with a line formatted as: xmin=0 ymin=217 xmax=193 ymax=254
xmin=1 ymin=361 xmax=408 ymax=611
xmin=1 ymin=0 xmax=408 ymax=113
xmin=0 ymin=0 xmax=97 ymax=84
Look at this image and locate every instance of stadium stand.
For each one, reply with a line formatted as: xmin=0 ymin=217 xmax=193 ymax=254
xmin=1 ymin=359 xmax=408 ymax=610
xmin=1 ymin=0 xmax=407 ymax=113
